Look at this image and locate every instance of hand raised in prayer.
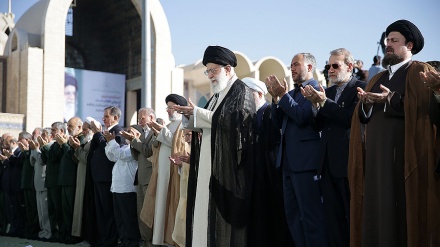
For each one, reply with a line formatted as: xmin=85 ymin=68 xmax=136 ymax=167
xmin=0 ymin=153 xmax=7 ymax=161
xmin=420 ymin=70 xmax=440 ymax=93
xmin=180 ymin=152 xmax=191 ymax=163
xmin=363 ymin=84 xmax=390 ymax=104
xmin=55 ymin=133 xmax=68 ymax=145
xmin=173 ymin=98 xmax=196 ymax=118
xmin=2 ymin=149 xmax=12 ymax=158
xmin=169 ymin=154 xmax=183 ymax=167
xmin=90 ymin=121 xmax=102 ymax=134
xmin=120 ymin=129 xmax=136 ymax=141
xmin=29 ymin=140 xmax=39 ymax=150
xmin=301 ymin=84 xmax=327 ymax=107
xmin=18 ymin=142 xmax=29 ymax=151
xmin=37 ymin=135 xmax=48 ymax=147
xmin=147 ymin=120 xmax=165 ymax=135
xmin=68 ymin=136 xmax=81 ymax=150
xmin=266 ymin=75 xmax=288 ymax=100
xmin=103 ymin=131 xmax=114 ymax=142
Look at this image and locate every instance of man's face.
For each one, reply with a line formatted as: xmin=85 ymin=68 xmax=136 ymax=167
xmin=291 ymin=54 xmax=308 ymax=84
xmin=183 ymin=130 xmax=192 ymax=143
xmin=32 ymin=128 xmax=41 ymax=142
xmin=42 ymin=131 xmax=52 ymax=142
xmin=2 ymin=137 xmax=11 ymax=150
xmin=82 ymin=123 xmax=94 ymax=141
xmin=102 ymin=109 xmax=118 ymax=128
xmin=327 ymin=54 xmax=352 ymax=86
xmin=383 ymin=31 xmax=411 ymax=66
xmin=64 ymin=85 xmax=76 ymax=104
xmin=138 ymin=111 xmax=153 ymax=128
xmin=51 ymin=126 xmax=62 ymax=139
xmin=18 ymin=137 xmax=29 ymax=147
xmin=67 ymin=118 xmax=81 ymax=136
xmin=206 ymin=63 xmax=229 ymax=94
xmin=166 ymin=102 xmax=178 ymax=121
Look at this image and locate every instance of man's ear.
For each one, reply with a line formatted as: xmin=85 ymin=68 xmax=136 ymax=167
xmin=406 ymin=41 xmax=413 ymax=51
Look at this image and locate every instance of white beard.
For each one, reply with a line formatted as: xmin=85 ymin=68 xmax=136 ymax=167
xmin=64 ymin=102 xmax=76 ymax=121
xmin=84 ymin=131 xmax=93 ymax=143
xmin=211 ymin=70 xmax=229 ymax=94
xmin=169 ymin=111 xmax=182 ymax=122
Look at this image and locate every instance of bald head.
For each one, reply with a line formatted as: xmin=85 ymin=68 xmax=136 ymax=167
xmin=67 ymin=117 xmax=83 ymax=136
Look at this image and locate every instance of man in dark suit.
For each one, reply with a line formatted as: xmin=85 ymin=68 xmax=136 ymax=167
xmin=0 ymin=135 xmax=25 ymax=237
xmin=266 ymin=53 xmax=328 ymax=247
xmin=121 ymin=107 xmax=156 ymax=247
xmin=41 ymin=122 xmax=66 ymax=242
xmin=302 ymin=48 xmax=367 ymax=247
xmin=89 ymin=106 xmax=124 ymax=247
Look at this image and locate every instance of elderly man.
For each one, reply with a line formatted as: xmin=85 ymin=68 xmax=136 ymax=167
xmin=266 ymin=53 xmax=328 ymax=247
xmin=53 ymin=117 xmax=84 ymax=244
xmin=350 ymin=19 xmax=440 ymax=247
xmin=174 ymin=46 xmax=256 ymax=246
xmin=241 ymin=77 xmax=292 ymax=247
xmin=302 ymin=48 xmax=366 ymax=247
xmin=69 ymin=117 xmax=98 ymax=245
xmin=143 ymin=94 xmax=188 ymax=246
xmin=121 ymin=108 xmax=156 ymax=247
xmin=41 ymin=122 xmax=66 ymax=242
xmin=17 ymin=131 xmax=40 ymax=240
xmin=89 ymin=106 xmax=124 ymax=247
xmin=29 ymin=128 xmax=52 ymax=240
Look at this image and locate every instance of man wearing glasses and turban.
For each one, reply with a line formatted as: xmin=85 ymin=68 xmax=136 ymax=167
xmin=174 ymin=45 xmax=256 ymax=247
xmin=350 ymin=19 xmax=440 ymax=247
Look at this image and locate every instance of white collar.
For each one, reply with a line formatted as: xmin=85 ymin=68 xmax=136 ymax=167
xmin=388 ymin=58 xmax=411 ymax=78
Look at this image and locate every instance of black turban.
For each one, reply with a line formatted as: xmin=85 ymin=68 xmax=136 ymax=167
xmin=65 ymin=73 xmax=78 ymax=89
xmin=165 ymin=94 xmax=187 ymax=106
xmin=386 ymin=19 xmax=424 ymax=55
xmin=202 ymin=45 xmax=237 ymax=67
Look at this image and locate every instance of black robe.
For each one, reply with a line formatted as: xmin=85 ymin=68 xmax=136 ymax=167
xmin=247 ymin=103 xmax=294 ymax=247
xmin=186 ymin=79 xmax=256 ymax=247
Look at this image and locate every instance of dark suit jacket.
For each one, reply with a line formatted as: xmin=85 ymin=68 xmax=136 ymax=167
xmin=313 ymin=77 xmax=366 ymax=178
xmin=8 ymin=147 xmax=23 ymax=192
xmin=58 ymin=135 xmax=84 ymax=186
xmin=89 ymin=124 xmax=124 ymax=182
xmin=272 ymin=79 xmax=321 ymax=172
xmin=20 ymin=150 xmax=35 ymax=190
xmin=41 ymin=142 xmax=60 ymax=188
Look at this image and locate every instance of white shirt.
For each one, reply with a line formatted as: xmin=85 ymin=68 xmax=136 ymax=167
xmin=105 ymin=140 xmax=138 ymax=193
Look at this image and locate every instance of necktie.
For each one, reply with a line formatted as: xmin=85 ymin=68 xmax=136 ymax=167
xmin=335 ymin=86 xmax=343 ymax=103
xmin=208 ymin=93 xmax=219 ymax=111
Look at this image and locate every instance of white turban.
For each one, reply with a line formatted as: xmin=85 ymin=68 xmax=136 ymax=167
xmin=242 ymin=77 xmax=268 ymax=95
xmin=84 ymin=116 xmax=101 ymax=129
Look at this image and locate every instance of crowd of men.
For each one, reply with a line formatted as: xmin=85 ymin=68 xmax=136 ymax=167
xmin=1 ymin=19 xmax=440 ymax=247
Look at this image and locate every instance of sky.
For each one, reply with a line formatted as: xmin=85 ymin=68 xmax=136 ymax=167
xmin=2 ymin=0 xmax=439 ymax=71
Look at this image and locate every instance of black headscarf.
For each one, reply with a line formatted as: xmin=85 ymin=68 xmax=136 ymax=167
xmin=202 ymin=45 xmax=237 ymax=67
xmin=386 ymin=19 xmax=424 ymax=55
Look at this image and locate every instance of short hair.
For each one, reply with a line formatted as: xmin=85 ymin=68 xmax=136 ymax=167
xmin=329 ymin=48 xmax=355 ymax=65
xmin=373 ymin=55 xmax=382 ymax=64
xmin=104 ymin=106 xmax=121 ymax=119
xmin=19 ymin=131 xmax=32 ymax=140
xmin=43 ymin=127 xmax=51 ymax=136
xmin=299 ymin=53 xmax=317 ymax=71
xmin=138 ymin=107 xmax=156 ymax=119
xmin=52 ymin=121 xmax=67 ymax=133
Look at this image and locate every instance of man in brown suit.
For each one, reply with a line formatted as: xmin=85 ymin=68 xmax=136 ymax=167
xmin=121 ymin=108 xmax=156 ymax=247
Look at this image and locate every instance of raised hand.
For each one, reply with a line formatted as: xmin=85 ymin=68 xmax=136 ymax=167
xmin=69 ymin=136 xmax=81 ymax=149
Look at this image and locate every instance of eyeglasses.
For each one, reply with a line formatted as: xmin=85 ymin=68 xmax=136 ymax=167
xmin=325 ymin=64 xmax=341 ymax=70
xmin=204 ymin=67 xmax=223 ymax=76
xmin=184 ymin=133 xmax=192 ymax=137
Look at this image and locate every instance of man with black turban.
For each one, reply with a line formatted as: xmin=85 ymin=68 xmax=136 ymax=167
xmin=349 ymin=20 xmax=440 ymax=247
xmin=174 ymin=45 xmax=257 ymax=246
xmin=142 ymin=93 xmax=189 ymax=246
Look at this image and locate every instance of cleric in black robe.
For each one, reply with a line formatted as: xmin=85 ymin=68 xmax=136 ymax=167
xmin=175 ymin=45 xmax=256 ymax=246
xmin=242 ymin=77 xmax=294 ymax=247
